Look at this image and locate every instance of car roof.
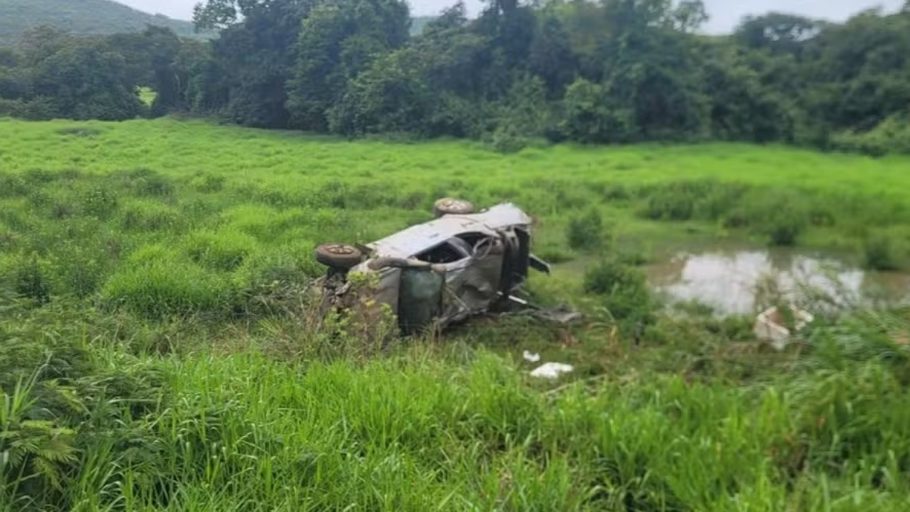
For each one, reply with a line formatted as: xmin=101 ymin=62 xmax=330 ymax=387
xmin=367 ymin=203 xmax=532 ymax=258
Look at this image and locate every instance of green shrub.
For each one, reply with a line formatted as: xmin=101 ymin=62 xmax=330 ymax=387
xmin=599 ymin=183 xmax=631 ymax=201
xmin=560 ymin=78 xmax=637 ymax=143
xmin=13 ymin=256 xmax=52 ymax=304
xmin=220 ymin=204 xmax=283 ymax=240
xmin=56 ymin=250 xmax=105 ymax=298
xmin=863 ymin=232 xmax=902 ymax=271
xmin=762 ymin=199 xmax=809 ymax=246
xmin=0 ymin=306 xmax=166 ymax=509
xmin=567 ymin=209 xmax=605 ymax=250
xmin=103 ymin=246 xmax=234 ymax=317
xmin=56 ymin=126 xmax=104 ymax=138
xmin=82 ymin=187 xmax=118 ymax=218
xmin=184 ymin=229 xmax=257 ymax=271
xmin=641 ymin=180 xmax=747 ymax=222
xmin=233 ymin=248 xmax=317 ymax=315
xmin=189 ymin=172 xmax=226 ymax=193
xmin=830 ymin=115 xmax=910 ymax=156
xmin=536 ymin=247 xmax=574 ymax=264
xmin=121 ymin=201 xmax=181 ymax=232
xmin=487 ymin=126 xmax=530 ymax=154
xmin=698 ymin=182 xmax=749 ymax=220
xmin=728 ymin=189 xmax=810 ymax=246
xmin=0 ymin=174 xmax=27 ymax=198
xmin=133 ymin=173 xmax=175 ymax=197
xmin=0 ymin=221 xmax=16 ymax=252
xmin=584 ymin=259 xmax=655 ymax=336
xmin=644 ymin=186 xmax=696 ymax=221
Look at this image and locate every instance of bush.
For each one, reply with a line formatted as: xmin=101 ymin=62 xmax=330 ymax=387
xmin=488 ymin=126 xmax=530 ymax=153
xmin=184 ymin=229 xmax=257 ymax=271
xmin=584 ymin=259 xmax=655 ymax=337
xmin=727 ymin=189 xmax=810 ymax=246
xmin=0 ymin=174 xmax=27 ymax=198
xmin=132 ymin=171 xmax=175 ymax=197
xmin=567 ymin=209 xmax=605 ymax=250
xmin=598 ymin=183 xmax=630 ymax=201
xmin=644 ymin=186 xmax=696 ymax=221
xmin=233 ymin=248 xmax=318 ymax=315
xmin=830 ymin=115 xmax=910 ymax=156
xmin=103 ymin=246 xmax=235 ymax=317
xmin=120 ymin=201 xmax=181 ymax=232
xmin=189 ymin=173 xmax=226 ymax=193
xmin=56 ymin=248 xmax=105 ymax=298
xmin=761 ymin=198 xmax=809 ymax=246
xmin=0 ymin=307 xmax=166 ymax=509
xmin=0 ymin=97 xmax=61 ymax=120
xmin=560 ymin=79 xmax=637 ymax=143
xmin=863 ymin=232 xmax=902 ymax=271
xmin=82 ymin=187 xmax=118 ymax=218
xmin=13 ymin=256 xmax=52 ymax=304
xmin=641 ymin=180 xmax=747 ymax=222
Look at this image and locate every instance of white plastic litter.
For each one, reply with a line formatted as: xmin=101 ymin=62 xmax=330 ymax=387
xmin=753 ymin=306 xmax=814 ymax=350
xmin=522 ymin=351 xmax=541 ymax=363
xmin=530 ymin=363 xmax=574 ymax=379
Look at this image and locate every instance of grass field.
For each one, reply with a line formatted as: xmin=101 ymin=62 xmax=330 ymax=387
xmin=1 ymin=117 xmax=910 ymax=510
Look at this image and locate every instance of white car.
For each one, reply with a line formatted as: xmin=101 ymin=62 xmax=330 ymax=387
xmin=315 ymin=199 xmax=550 ymax=333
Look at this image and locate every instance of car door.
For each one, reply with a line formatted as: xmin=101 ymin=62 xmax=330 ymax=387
xmin=438 ymin=234 xmax=505 ymax=324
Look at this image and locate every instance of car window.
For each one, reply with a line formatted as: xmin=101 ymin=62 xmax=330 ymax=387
xmin=415 ymin=241 xmax=467 ymax=264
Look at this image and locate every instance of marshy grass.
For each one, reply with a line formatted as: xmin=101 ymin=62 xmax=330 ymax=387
xmin=1 ymin=118 xmax=910 ymax=509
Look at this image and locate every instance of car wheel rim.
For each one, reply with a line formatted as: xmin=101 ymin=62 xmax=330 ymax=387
xmin=326 ymin=245 xmax=355 ymax=255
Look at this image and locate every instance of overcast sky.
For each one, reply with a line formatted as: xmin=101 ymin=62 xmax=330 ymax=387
xmin=119 ymin=0 xmax=905 ymax=33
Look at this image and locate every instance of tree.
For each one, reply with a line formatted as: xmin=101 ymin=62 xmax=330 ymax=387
xmin=31 ymin=41 xmax=143 ymax=120
xmin=672 ymin=0 xmax=708 ymax=33
xmin=0 ymin=48 xmax=18 ymax=68
xmin=528 ymin=14 xmax=576 ymax=95
xmin=286 ymin=0 xmax=410 ymax=131
xmin=701 ymin=44 xmax=794 ymax=142
xmin=802 ymin=9 xmax=910 ymax=131
xmin=561 ymin=78 xmax=636 ymax=143
xmin=328 ymin=47 xmax=433 ymax=135
xmin=107 ymin=27 xmax=185 ymax=116
xmin=735 ymin=13 xmax=821 ymax=55
xmin=192 ymin=0 xmax=316 ymax=127
xmin=193 ymin=0 xmax=254 ymax=30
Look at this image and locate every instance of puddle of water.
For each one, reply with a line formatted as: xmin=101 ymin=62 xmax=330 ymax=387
xmin=646 ymin=247 xmax=910 ymax=315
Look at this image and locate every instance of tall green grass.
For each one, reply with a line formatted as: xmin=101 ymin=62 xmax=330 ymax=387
xmin=3 ymin=306 xmax=909 ymax=511
xmin=1 ymin=118 xmax=910 ymax=509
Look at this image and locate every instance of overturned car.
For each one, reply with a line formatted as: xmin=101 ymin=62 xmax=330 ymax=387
xmin=315 ymin=199 xmax=550 ymax=333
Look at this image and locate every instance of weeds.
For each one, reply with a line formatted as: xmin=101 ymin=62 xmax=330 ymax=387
xmin=584 ymin=258 xmax=655 ymax=337
xmin=13 ymin=256 xmax=51 ymax=304
xmin=566 ymin=208 xmax=605 ymax=250
xmin=863 ymin=232 xmax=903 ymax=271
xmin=0 ymin=118 xmax=908 ymax=508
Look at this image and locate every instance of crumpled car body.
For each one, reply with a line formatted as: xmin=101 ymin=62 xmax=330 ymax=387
xmin=320 ymin=203 xmax=550 ymax=333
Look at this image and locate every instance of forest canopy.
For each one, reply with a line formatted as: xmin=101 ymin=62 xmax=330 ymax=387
xmin=1 ymin=0 xmax=909 ymax=154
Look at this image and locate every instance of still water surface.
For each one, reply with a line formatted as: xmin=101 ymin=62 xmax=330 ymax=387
xmin=646 ymin=246 xmax=910 ymax=315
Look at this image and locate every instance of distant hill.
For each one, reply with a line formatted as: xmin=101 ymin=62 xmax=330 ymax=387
xmin=0 ymin=0 xmax=205 ymax=46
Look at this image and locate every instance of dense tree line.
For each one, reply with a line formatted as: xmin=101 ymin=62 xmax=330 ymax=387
xmin=1 ymin=0 xmax=909 ymax=152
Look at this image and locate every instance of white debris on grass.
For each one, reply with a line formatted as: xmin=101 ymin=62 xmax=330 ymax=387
xmin=753 ymin=306 xmax=814 ymax=350
xmin=530 ymin=363 xmax=574 ymax=379
xmin=522 ymin=351 xmax=541 ymax=363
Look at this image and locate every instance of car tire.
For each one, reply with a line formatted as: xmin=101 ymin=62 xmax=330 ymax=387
xmin=315 ymin=244 xmax=363 ymax=270
xmin=433 ymin=198 xmax=475 ymax=217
